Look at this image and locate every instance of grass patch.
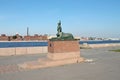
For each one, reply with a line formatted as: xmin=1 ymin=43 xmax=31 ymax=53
xmin=109 ymin=49 xmax=120 ymax=52
xmin=80 ymin=47 xmax=92 ymax=49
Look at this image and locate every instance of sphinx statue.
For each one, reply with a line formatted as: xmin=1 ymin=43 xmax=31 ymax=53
xmin=51 ymin=20 xmax=74 ymax=40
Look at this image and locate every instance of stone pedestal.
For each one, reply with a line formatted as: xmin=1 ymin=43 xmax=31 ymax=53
xmin=47 ymin=40 xmax=81 ymax=60
xmin=18 ymin=40 xmax=84 ymax=69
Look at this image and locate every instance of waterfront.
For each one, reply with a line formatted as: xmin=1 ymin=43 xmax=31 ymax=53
xmin=0 ymin=40 xmax=120 ymax=48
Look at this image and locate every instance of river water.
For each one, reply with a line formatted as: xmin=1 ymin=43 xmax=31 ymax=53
xmin=0 ymin=40 xmax=120 ymax=48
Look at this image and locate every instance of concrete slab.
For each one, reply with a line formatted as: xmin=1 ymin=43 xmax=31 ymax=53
xmin=18 ymin=57 xmax=84 ymax=69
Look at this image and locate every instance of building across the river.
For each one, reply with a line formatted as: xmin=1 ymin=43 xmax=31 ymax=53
xmin=0 ymin=34 xmax=48 ymax=41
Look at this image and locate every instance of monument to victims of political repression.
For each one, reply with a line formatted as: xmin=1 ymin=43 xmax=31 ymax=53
xmin=48 ymin=21 xmax=83 ymax=61
xmin=19 ymin=21 xmax=84 ymax=69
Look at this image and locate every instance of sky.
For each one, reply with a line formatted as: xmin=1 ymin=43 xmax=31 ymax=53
xmin=0 ymin=0 xmax=120 ymax=38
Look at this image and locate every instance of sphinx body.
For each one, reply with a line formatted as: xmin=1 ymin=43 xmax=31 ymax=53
xmin=56 ymin=32 xmax=74 ymax=40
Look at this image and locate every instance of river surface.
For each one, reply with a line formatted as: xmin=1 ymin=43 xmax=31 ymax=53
xmin=0 ymin=40 xmax=120 ymax=48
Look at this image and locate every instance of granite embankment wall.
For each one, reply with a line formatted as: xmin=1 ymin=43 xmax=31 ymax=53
xmin=80 ymin=43 xmax=120 ymax=48
xmin=1 ymin=43 xmax=120 ymax=56
xmin=0 ymin=47 xmax=47 ymax=56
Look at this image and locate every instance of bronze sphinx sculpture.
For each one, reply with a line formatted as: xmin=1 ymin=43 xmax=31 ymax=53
xmin=51 ymin=20 xmax=74 ymax=40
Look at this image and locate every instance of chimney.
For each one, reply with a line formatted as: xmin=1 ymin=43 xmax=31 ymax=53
xmin=27 ymin=27 xmax=29 ymax=36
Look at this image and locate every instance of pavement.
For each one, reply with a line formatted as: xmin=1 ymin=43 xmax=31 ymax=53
xmin=0 ymin=46 xmax=120 ymax=80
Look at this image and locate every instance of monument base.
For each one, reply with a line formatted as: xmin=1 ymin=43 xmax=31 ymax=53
xmin=18 ymin=57 xmax=84 ymax=69
xmin=18 ymin=40 xmax=85 ymax=69
xmin=47 ymin=52 xmax=80 ymax=60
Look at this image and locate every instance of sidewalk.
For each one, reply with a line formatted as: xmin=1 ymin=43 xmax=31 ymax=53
xmin=0 ymin=46 xmax=120 ymax=80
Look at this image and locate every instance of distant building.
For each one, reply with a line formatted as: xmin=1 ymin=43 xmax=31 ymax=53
xmin=80 ymin=37 xmax=89 ymax=41
xmin=47 ymin=35 xmax=56 ymax=39
xmin=24 ymin=34 xmax=48 ymax=41
xmin=104 ymin=38 xmax=120 ymax=40
xmin=0 ymin=34 xmax=8 ymax=41
xmin=10 ymin=34 xmax=23 ymax=41
xmin=74 ymin=36 xmax=80 ymax=40
xmin=27 ymin=27 xmax=29 ymax=36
